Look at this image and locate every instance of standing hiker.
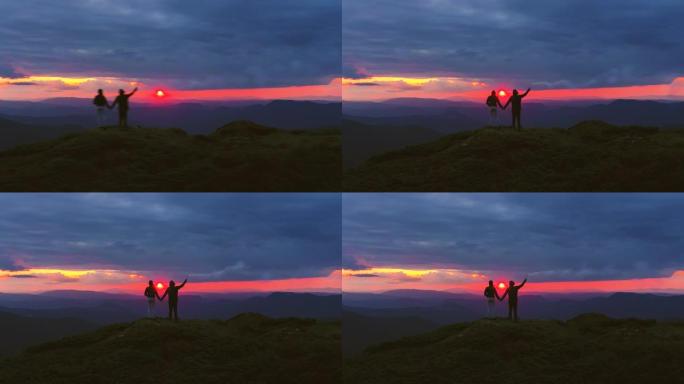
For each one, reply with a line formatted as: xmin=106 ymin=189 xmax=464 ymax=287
xmin=159 ymin=278 xmax=188 ymax=321
xmin=93 ymin=89 xmax=110 ymax=127
xmin=503 ymin=88 xmax=531 ymax=129
xmin=499 ymin=278 xmax=527 ymax=321
xmin=109 ymin=87 xmax=138 ymax=128
xmin=484 ymin=280 xmax=501 ymax=318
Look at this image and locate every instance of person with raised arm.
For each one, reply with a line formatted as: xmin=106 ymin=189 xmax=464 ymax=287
xmin=159 ymin=278 xmax=188 ymax=321
xmin=499 ymin=278 xmax=527 ymax=321
xmin=109 ymin=87 xmax=138 ymax=128
xmin=503 ymin=88 xmax=531 ymax=129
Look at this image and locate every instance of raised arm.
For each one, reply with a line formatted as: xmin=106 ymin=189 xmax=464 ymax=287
xmin=521 ymin=88 xmax=531 ymax=98
xmin=177 ymin=278 xmax=187 ymax=290
xmin=127 ymin=87 xmax=138 ymax=97
xmin=518 ymin=278 xmax=528 ymax=289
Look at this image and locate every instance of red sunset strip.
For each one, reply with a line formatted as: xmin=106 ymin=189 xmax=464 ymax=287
xmin=342 ymin=77 xmax=684 ymax=102
xmin=0 ymin=79 xmax=341 ymax=101
xmin=0 ymin=271 xmax=342 ymax=294
xmin=343 ymin=270 xmax=684 ymax=294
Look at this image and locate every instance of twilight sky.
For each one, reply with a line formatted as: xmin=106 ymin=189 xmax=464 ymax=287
xmin=343 ymin=194 xmax=684 ymax=293
xmin=0 ymin=0 xmax=341 ymax=101
xmin=343 ymin=0 xmax=684 ymax=101
xmin=0 ymin=194 xmax=341 ymax=293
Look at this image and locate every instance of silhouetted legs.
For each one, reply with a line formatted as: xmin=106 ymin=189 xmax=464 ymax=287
xmin=508 ymin=301 xmax=518 ymax=321
xmin=96 ymin=107 xmax=107 ymax=127
xmin=147 ymin=298 xmax=156 ymax=318
xmin=168 ymin=300 xmax=179 ymax=321
xmin=486 ymin=298 xmax=496 ymax=318
xmin=489 ymin=108 xmax=499 ymax=126
xmin=118 ymin=111 xmax=128 ymax=128
xmin=512 ymin=112 xmax=521 ymax=130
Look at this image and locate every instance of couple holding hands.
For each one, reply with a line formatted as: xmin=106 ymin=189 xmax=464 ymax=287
xmin=144 ymin=278 xmax=188 ymax=321
xmin=486 ymin=88 xmax=531 ymax=129
xmin=484 ymin=278 xmax=527 ymax=321
xmin=93 ymin=87 xmax=138 ymax=128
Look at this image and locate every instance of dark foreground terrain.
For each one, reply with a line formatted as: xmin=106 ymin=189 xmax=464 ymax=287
xmin=0 ymin=121 xmax=340 ymax=191
xmin=344 ymin=314 xmax=684 ymax=384
xmin=0 ymin=314 xmax=341 ymax=384
xmin=344 ymin=121 xmax=684 ymax=191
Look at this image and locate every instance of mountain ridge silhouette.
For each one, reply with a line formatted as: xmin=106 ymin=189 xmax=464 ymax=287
xmin=0 ymin=121 xmax=340 ymax=191
xmin=345 ymin=120 xmax=684 ymax=191
xmin=0 ymin=314 xmax=341 ymax=384
xmin=344 ymin=314 xmax=684 ymax=383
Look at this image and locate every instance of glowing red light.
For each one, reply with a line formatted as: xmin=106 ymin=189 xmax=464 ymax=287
xmin=155 ymin=89 xmax=166 ymax=98
xmin=498 ymin=90 xmax=506 ymax=97
xmin=156 ymin=282 xmax=164 ymax=289
xmin=498 ymin=282 xmax=506 ymax=289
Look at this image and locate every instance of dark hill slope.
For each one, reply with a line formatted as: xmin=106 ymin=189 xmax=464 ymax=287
xmin=344 ymin=314 xmax=684 ymax=384
xmin=0 ymin=314 xmax=341 ymax=384
xmin=0 ymin=311 xmax=97 ymax=357
xmin=344 ymin=121 xmax=684 ymax=191
xmin=0 ymin=121 xmax=340 ymax=191
xmin=0 ymin=115 xmax=84 ymax=150
xmin=343 ymin=310 xmax=437 ymax=357
xmin=343 ymin=119 xmax=442 ymax=168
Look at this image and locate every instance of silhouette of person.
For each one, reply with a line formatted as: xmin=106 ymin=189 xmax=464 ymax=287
xmin=92 ymin=89 xmax=110 ymax=127
xmin=485 ymin=91 xmax=504 ymax=126
xmin=143 ymin=280 xmax=161 ymax=318
xmin=483 ymin=280 xmax=501 ymax=318
xmin=159 ymin=278 xmax=187 ymax=321
xmin=499 ymin=278 xmax=527 ymax=321
xmin=503 ymin=88 xmax=531 ymax=129
xmin=109 ymin=87 xmax=138 ymax=128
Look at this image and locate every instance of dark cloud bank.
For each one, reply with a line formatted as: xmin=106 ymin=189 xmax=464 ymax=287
xmin=343 ymin=0 xmax=684 ymax=88
xmin=0 ymin=193 xmax=341 ymax=282
xmin=0 ymin=0 xmax=341 ymax=88
xmin=343 ymin=194 xmax=684 ymax=281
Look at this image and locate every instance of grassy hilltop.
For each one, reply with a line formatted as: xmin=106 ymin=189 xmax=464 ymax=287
xmin=344 ymin=121 xmax=684 ymax=191
xmin=0 ymin=121 xmax=340 ymax=191
xmin=0 ymin=314 xmax=341 ymax=384
xmin=344 ymin=314 xmax=684 ymax=384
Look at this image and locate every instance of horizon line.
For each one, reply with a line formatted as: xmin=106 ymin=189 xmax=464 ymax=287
xmin=0 ymin=289 xmax=341 ymax=296
xmin=343 ymin=288 xmax=684 ymax=295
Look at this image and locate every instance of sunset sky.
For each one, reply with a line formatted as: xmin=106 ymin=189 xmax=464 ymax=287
xmin=0 ymin=194 xmax=341 ymax=294
xmin=343 ymin=0 xmax=684 ymax=101
xmin=343 ymin=194 xmax=684 ymax=294
xmin=0 ymin=0 xmax=341 ymax=101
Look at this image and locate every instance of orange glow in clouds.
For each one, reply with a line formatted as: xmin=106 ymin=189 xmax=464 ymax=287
xmin=0 ymin=266 xmax=341 ymax=294
xmin=343 ymin=266 xmax=684 ymax=294
xmin=343 ymin=75 xmax=684 ymax=101
xmin=0 ymin=75 xmax=341 ymax=101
